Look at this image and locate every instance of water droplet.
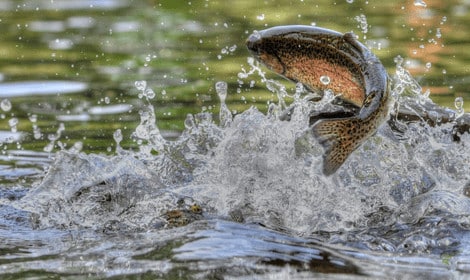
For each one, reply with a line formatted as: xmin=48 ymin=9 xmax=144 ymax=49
xmin=425 ymin=62 xmax=432 ymax=69
xmin=442 ymin=69 xmax=447 ymax=74
xmin=104 ymin=96 xmax=110 ymax=104
xmin=8 ymin=118 xmax=18 ymax=132
xmin=217 ymin=81 xmax=232 ymax=127
xmin=238 ymin=72 xmax=247 ymax=79
xmin=1 ymin=99 xmax=12 ymax=112
xmin=135 ymin=80 xmax=147 ymax=91
xmin=144 ymin=88 xmax=155 ymax=99
xmin=394 ymin=55 xmax=404 ymax=65
xmin=320 ymin=75 xmax=331 ymax=85
xmin=256 ymin=14 xmax=265 ymax=21
xmin=34 ymin=129 xmax=42 ymax=140
xmin=113 ymin=129 xmax=123 ymax=144
xmin=355 ymin=14 xmax=368 ymax=34
xmin=414 ymin=0 xmax=427 ymax=7
xmin=454 ymin=96 xmax=464 ymax=118
xmin=346 ymin=0 xmax=354 ymax=3
xmin=440 ymin=16 xmax=447 ymax=25
xmin=184 ymin=114 xmax=195 ymax=129
xmin=29 ymin=114 xmax=37 ymax=122
xmin=215 ymin=81 xmax=228 ymax=102
xmin=8 ymin=118 xmax=17 ymax=126
xmin=43 ymin=142 xmax=54 ymax=152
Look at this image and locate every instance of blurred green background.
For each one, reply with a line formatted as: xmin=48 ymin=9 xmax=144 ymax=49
xmin=0 ymin=0 xmax=468 ymax=155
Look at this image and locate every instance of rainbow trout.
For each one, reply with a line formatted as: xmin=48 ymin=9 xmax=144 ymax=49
xmin=246 ymin=25 xmax=390 ymax=175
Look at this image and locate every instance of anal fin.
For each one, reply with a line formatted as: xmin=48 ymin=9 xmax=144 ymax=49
xmin=311 ymin=117 xmax=363 ymax=175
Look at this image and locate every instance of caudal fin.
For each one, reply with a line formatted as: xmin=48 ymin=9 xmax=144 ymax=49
xmin=311 ymin=117 xmax=365 ymax=175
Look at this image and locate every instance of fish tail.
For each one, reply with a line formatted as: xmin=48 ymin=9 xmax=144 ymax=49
xmin=311 ymin=117 xmax=365 ymax=175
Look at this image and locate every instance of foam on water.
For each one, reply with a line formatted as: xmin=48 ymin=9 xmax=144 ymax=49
xmin=6 ymin=57 xmax=470 ymax=260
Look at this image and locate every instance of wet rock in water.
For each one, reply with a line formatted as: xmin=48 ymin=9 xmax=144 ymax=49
xmin=164 ymin=203 xmax=204 ymax=228
xmin=229 ymin=209 xmax=245 ymax=223
xmin=463 ymin=182 xmax=470 ymax=198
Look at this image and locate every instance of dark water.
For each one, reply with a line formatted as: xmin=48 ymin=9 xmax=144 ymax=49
xmin=1 ymin=0 xmax=470 ymax=279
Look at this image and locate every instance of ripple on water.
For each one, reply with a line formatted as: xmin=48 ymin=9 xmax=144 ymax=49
xmin=17 ymin=0 xmax=130 ymax=11
xmin=0 ymin=81 xmax=88 ymax=98
xmin=0 ymin=131 xmax=24 ymax=143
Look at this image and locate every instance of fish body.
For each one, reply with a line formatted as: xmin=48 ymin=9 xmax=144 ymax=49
xmin=246 ymin=25 xmax=390 ymax=175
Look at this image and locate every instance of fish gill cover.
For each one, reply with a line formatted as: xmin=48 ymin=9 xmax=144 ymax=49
xmin=8 ymin=54 xmax=470 ymax=256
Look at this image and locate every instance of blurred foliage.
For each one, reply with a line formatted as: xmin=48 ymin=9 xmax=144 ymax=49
xmin=0 ymin=0 xmax=468 ymax=155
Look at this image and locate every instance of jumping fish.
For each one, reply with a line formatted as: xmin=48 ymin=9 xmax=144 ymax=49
xmin=246 ymin=25 xmax=390 ymax=175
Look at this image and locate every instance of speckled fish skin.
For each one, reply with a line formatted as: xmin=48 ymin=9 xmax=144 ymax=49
xmin=246 ymin=25 xmax=390 ymax=175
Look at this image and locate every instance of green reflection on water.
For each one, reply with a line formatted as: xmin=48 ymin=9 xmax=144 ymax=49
xmin=0 ymin=0 xmax=468 ymax=157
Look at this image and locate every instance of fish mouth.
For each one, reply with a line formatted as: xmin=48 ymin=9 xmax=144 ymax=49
xmin=246 ymin=31 xmax=285 ymax=74
xmin=246 ymin=31 xmax=263 ymax=57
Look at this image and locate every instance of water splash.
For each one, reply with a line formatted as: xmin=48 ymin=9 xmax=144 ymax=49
xmin=43 ymin=123 xmax=65 ymax=152
xmin=132 ymin=81 xmax=166 ymax=155
xmin=6 ymin=62 xmax=470 ymax=261
xmin=215 ymin=81 xmax=233 ymax=128
xmin=355 ymin=14 xmax=368 ymax=38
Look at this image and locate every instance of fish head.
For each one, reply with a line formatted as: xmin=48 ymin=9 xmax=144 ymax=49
xmin=246 ymin=31 xmax=286 ymax=75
